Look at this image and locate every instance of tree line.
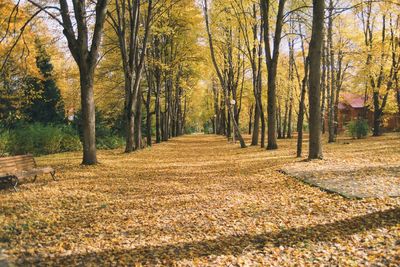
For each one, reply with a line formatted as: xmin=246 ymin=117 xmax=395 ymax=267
xmin=1 ymin=0 xmax=399 ymax=164
xmin=202 ymin=0 xmax=399 ymax=160
xmin=1 ymin=0 xmax=203 ymax=164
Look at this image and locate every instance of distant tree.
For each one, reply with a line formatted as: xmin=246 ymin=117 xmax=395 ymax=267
xmin=23 ymin=39 xmax=64 ymax=124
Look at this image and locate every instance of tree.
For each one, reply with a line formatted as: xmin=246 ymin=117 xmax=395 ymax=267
xmin=23 ymin=39 xmax=65 ymax=124
xmin=232 ymin=0 xmax=265 ymax=147
xmin=106 ymin=0 xmax=153 ymax=152
xmin=358 ymin=1 xmax=400 ymax=136
xmin=12 ymin=0 xmax=110 ymax=164
xmin=203 ymin=0 xmax=246 ymax=148
xmin=260 ymin=0 xmax=286 ymax=150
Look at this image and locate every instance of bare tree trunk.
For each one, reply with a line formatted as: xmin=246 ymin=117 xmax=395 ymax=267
xmin=283 ymin=96 xmax=288 ymax=139
xmin=155 ymin=81 xmax=161 ymax=143
xmin=79 ymin=65 xmax=97 ymax=165
xmin=134 ymin=87 xmax=142 ymax=149
xmin=327 ymin=0 xmax=336 ymax=143
xmin=267 ymin=66 xmax=278 ymax=148
xmin=308 ymin=0 xmax=325 ymax=160
xmin=145 ymin=87 xmax=152 ymax=146
xmin=397 ymin=80 xmax=400 ymax=115
xmin=320 ymin=38 xmax=327 ymax=134
xmin=248 ymin=104 xmax=253 ymax=135
xmin=277 ymin=97 xmax=282 ymax=139
xmin=287 ymin=36 xmax=294 ymax=139
xmin=260 ymin=116 xmax=266 ymax=148
xmin=287 ymin=101 xmax=293 ymax=138
xmin=125 ymin=103 xmax=135 ymax=152
xmin=251 ymin=102 xmax=260 ymax=145
xmin=212 ymin=80 xmax=220 ymax=134
xmin=182 ymin=95 xmax=187 ymax=133
xmin=296 ymin=59 xmax=308 ymax=158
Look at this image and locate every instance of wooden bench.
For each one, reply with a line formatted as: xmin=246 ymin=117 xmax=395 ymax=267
xmin=0 ymin=155 xmax=56 ymax=191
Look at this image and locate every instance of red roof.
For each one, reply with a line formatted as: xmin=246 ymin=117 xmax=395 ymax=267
xmin=339 ymin=92 xmax=365 ymax=109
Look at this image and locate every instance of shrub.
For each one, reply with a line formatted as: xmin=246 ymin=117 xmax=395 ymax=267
xmin=97 ymin=135 xmax=125 ymax=150
xmin=8 ymin=124 xmax=61 ymax=155
xmin=7 ymin=124 xmax=82 ymax=156
xmin=0 ymin=130 xmax=10 ymax=156
xmin=60 ymin=134 xmax=82 ymax=152
xmin=347 ymin=119 xmax=369 ymax=139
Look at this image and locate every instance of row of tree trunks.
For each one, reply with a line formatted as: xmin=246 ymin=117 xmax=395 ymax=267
xmin=361 ymin=1 xmax=400 ymax=136
xmin=203 ymin=0 xmax=246 ymax=148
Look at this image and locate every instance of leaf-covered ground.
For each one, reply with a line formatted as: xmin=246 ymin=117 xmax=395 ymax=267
xmin=281 ymin=134 xmax=400 ymax=198
xmin=0 ymin=134 xmax=400 ymax=266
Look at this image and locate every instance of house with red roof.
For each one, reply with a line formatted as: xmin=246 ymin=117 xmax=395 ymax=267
xmin=335 ymin=92 xmax=399 ymax=132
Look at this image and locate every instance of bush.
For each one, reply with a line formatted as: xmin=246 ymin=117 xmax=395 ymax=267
xmin=2 ymin=121 xmax=124 ymax=156
xmin=58 ymin=125 xmax=82 ymax=152
xmin=7 ymin=124 xmax=82 ymax=156
xmin=97 ymin=136 xmax=125 ymax=150
xmin=347 ymin=119 xmax=369 ymax=139
xmin=60 ymin=133 xmax=82 ymax=152
xmin=0 ymin=130 xmax=10 ymax=156
xmin=8 ymin=124 xmax=61 ymax=155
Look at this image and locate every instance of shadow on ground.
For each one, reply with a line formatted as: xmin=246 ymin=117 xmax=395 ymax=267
xmin=23 ymin=207 xmax=400 ymax=265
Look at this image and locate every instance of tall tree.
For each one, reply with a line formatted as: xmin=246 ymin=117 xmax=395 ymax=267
xmin=232 ymin=0 xmax=265 ymax=147
xmin=203 ymin=0 xmax=246 ymax=148
xmin=260 ymin=0 xmax=286 ymax=150
xmin=106 ymin=0 xmax=153 ymax=152
xmin=17 ymin=0 xmax=109 ymax=164
xmin=24 ymin=39 xmax=65 ymax=124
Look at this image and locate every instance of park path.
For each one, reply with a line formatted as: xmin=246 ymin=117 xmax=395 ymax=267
xmin=0 ymin=135 xmax=399 ymax=265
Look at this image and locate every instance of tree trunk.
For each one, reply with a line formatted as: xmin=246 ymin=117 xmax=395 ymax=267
xmin=320 ymin=39 xmax=327 ymax=134
xmin=248 ymin=104 xmax=253 ymax=135
xmin=397 ymin=83 xmax=400 ymax=115
xmin=283 ymin=98 xmax=288 ymax=139
xmin=296 ymin=59 xmax=308 ymax=158
xmin=125 ymin=106 xmax=135 ymax=153
xmin=308 ymin=0 xmax=324 ymax=160
xmin=251 ymin=101 xmax=260 ymax=145
xmin=227 ymin=100 xmax=246 ymax=148
xmin=277 ymin=98 xmax=282 ymax=139
xmin=146 ymin=88 xmax=152 ymax=147
xmin=155 ymin=83 xmax=161 ymax=143
xmin=134 ymin=88 xmax=142 ymax=149
xmin=287 ymin=101 xmax=293 ymax=138
xmin=373 ymin=92 xmax=382 ymax=136
xmin=160 ymin=112 xmax=164 ymax=141
xmin=213 ymin=80 xmax=220 ymax=134
xmin=327 ymin=0 xmax=336 ymax=143
xmin=79 ymin=65 xmax=97 ymax=165
xmin=267 ymin=66 xmax=278 ymax=149
xmin=260 ymin=103 xmax=266 ymax=148
xmin=182 ymin=95 xmax=187 ymax=133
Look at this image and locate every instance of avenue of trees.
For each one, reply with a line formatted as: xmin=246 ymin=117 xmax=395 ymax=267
xmin=1 ymin=0 xmax=399 ymax=164
xmin=202 ymin=0 xmax=399 ymax=159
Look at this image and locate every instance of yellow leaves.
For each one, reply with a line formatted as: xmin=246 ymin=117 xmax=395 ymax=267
xmin=0 ymin=135 xmax=400 ymax=265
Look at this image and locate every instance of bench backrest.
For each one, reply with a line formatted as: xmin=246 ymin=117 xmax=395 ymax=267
xmin=0 ymin=155 xmax=36 ymax=173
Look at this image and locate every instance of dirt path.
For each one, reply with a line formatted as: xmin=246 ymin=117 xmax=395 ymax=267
xmin=0 ymin=135 xmax=399 ymax=266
